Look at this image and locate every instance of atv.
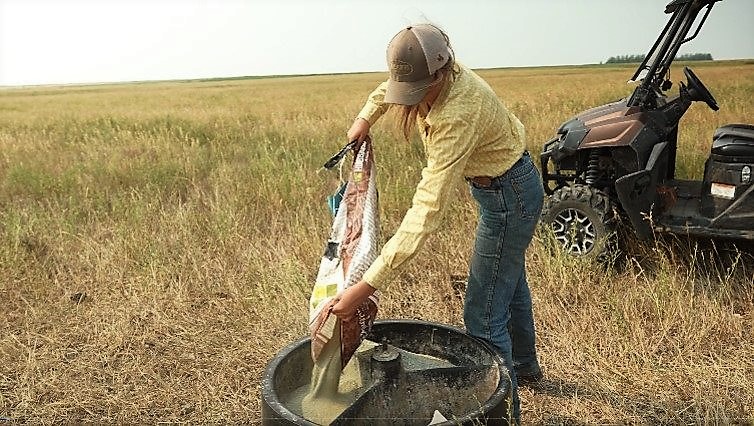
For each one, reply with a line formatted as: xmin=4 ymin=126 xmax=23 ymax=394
xmin=539 ymin=0 xmax=754 ymax=256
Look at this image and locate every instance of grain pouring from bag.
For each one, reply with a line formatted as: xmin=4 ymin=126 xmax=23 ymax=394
xmin=302 ymin=138 xmax=381 ymax=424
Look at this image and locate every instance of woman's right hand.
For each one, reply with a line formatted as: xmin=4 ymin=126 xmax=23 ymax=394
xmin=347 ymin=118 xmax=371 ymax=143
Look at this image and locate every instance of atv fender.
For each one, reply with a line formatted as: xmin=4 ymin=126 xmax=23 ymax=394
xmin=615 ymin=142 xmax=669 ymax=239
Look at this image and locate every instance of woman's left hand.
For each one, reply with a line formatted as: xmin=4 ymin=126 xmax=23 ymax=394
xmin=331 ymin=281 xmax=376 ymax=319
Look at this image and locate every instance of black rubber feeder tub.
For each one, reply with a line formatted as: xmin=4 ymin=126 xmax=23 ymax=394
xmin=261 ymin=319 xmax=511 ymax=425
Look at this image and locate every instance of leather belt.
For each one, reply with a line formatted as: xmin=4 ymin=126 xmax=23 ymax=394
xmin=466 ymin=151 xmax=530 ymax=189
xmin=467 ymin=176 xmax=494 ymax=187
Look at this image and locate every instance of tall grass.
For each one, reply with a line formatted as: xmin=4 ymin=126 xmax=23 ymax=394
xmin=1 ymin=62 xmax=752 ymax=424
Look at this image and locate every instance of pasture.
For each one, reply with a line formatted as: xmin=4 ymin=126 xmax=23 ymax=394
xmin=1 ymin=61 xmax=752 ymax=424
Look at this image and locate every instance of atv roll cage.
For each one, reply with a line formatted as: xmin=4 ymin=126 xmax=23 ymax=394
xmin=628 ymin=0 xmax=721 ymax=109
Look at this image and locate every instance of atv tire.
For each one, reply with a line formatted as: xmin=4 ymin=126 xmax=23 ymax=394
xmin=541 ymin=184 xmax=615 ymax=257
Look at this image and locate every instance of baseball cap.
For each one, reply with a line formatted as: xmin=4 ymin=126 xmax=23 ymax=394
xmin=384 ymin=24 xmax=452 ymax=106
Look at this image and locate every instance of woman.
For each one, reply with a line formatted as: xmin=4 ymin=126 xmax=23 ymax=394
xmin=330 ymin=23 xmax=544 ymax=422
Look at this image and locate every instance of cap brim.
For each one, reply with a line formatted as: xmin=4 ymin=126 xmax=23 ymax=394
xmin=384 ymin=77 xmax=434 ymax=106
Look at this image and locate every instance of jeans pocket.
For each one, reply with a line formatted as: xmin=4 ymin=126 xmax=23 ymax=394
xmin=510 ymin=165 xmax=544 ymax=221
xmin=470 ymin=185 xmax=504 ymax=213
xmin=470 ymin=186 xmax=506 ymax=258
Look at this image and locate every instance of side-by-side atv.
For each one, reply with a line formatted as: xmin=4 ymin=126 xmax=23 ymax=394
xmin=540 ymin=0 xmax=753 ymax=256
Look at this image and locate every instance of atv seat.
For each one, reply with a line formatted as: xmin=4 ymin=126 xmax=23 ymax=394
xmin=712 ymin=124 xmax=754 ymax=157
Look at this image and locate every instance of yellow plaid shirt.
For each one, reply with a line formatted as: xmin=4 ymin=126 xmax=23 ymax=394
xmin=357 ymin=63 xmax=526 ymax=289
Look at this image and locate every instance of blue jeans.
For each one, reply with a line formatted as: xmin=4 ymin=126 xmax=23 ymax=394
xmin=464 ymin=152 xmax=544 ymax=422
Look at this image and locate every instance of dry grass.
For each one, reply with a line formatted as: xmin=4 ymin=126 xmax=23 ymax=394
xmin=1 ymin=61 xmax=753 ymax=424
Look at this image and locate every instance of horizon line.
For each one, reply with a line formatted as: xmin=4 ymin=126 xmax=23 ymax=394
xmin=1 ymin=58 xmax=752 ymax=90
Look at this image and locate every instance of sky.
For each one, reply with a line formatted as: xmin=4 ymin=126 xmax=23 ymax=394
xmin=1 ymin=0 xmax=752 ymax=86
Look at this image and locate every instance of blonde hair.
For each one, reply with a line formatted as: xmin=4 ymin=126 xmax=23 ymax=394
xmin=395 ymin=26 xmax=455 ymax=142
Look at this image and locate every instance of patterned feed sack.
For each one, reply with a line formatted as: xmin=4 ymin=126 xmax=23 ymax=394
xmin=309 ymin=138 xmax=380 ymax=369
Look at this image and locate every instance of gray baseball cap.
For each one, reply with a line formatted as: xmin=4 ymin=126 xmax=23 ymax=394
xmin=385 ymin=24 xmax=452 ymax=106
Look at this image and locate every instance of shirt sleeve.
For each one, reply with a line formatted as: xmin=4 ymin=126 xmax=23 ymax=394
xmin=362 ymin=112 xmax=481 ymax=289
xmin=356 ymin=81 xmax=391 ymax=125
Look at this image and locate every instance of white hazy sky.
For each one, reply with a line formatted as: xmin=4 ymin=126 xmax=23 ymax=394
xmin=1 ymin=0 xmax=752 ymax=86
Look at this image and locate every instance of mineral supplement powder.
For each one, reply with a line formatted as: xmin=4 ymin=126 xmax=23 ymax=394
xmin=283 ymin=329 xmax=456 ymax=425
xmin=284 ymin=322 xmax=372 ymax=425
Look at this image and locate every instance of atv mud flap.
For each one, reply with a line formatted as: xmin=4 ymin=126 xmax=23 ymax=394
xmin=615 ymin=142 xmax=669 ymax=239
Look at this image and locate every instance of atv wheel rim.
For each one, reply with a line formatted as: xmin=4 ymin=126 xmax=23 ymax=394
xmin=551 ymin=208 xmax=596 ymax=255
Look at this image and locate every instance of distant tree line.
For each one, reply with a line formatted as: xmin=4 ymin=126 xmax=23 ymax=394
xmin=605 ymin=53 xmax=713 ymax=63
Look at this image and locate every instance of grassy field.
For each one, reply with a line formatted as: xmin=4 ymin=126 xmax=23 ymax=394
xmin=1 ymin=60 xmax=753 ymax=424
